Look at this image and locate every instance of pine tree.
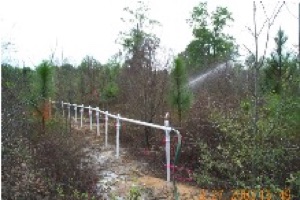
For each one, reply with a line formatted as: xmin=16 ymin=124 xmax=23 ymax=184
xmin=170 ymin=57 xmax=192 ymax=125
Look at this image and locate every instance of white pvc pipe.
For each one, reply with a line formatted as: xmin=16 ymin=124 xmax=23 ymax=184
xmin=67 ymin=103 xmax=71 ymax=120
xmin=74 ymin=104 xmax=77 ymax=123
xmin=164 ymin=119 xmax=171 ymax=182
xmin=53 ymin=100 xmax=183 ymax=182
xmin=96 ymin=107 xmax=100 ymax=136
xmin=89 ymin=106 xmax=92 ymax=130
xmin=62 ymin=101 xmax=64 ymax=116
xmin=105 ymin=111 xmax=108 ymax=147
xmin=49 ymin=98 xmax=51 ymax=118
xmin=80 ymin=105 xmax=84 ymax=128
xmin=116 ymin=114 xmax=120 ymax=158
xmin=82 ymin=107 xmax=171 ymax=131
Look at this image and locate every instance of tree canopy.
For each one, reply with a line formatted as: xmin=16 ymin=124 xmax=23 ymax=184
xmin=183 ymin=2 xmax=237 ymax=73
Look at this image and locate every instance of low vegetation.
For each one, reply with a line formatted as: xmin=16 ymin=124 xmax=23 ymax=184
xmin=2 ymin=1 xmax=299 ymax=199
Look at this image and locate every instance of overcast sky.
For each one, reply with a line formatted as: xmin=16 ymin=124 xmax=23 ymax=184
xmin=1 ymin=0 xmax=299 ymax=67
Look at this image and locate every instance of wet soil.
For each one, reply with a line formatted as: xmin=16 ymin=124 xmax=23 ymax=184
xmin=73 ymin=120 xmax=201 ymax=199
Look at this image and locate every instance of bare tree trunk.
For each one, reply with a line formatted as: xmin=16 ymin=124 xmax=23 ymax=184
xmin=253 ymin=1 xmax=259 ymax=136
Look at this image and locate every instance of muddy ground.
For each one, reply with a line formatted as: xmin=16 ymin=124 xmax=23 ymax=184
xmin=74 ymin=121 xmax=202 ymax=200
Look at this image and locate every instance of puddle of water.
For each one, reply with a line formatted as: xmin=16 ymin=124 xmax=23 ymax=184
xmin=100 ymin=170 xmax=119 ymax=180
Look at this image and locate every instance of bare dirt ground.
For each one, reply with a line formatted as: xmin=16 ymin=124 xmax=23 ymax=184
xmin=73 ymin=120 xmax=202 ymax=199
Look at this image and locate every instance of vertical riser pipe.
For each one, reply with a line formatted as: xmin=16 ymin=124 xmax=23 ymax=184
xmin=62 ymin=101 xmax=64 ymax=117
xmin=96 ymin=107 xmax=100 ymax=136
xmin=74 ymin=105 xmax=77 ymax=123
xmin=49 ymin=98 xmax=51 ymax=119
xmin=89 ymin=106 xmax=92 ymax=130
xmin=80 ymin=105 xmax=83 ymax=128
xmin=116 ymin=114 xmax=120 ymax=158
xmin=68 ymin=104 xmax=70 ymax=120
xmin=105 ymin=111 xmax=108 ymax=147
xmin=164 ymin=119 xmax=171 ymax=182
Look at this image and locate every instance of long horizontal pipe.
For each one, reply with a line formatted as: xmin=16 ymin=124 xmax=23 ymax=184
xmin=57 ymin=102 xmax=173 ymax=131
